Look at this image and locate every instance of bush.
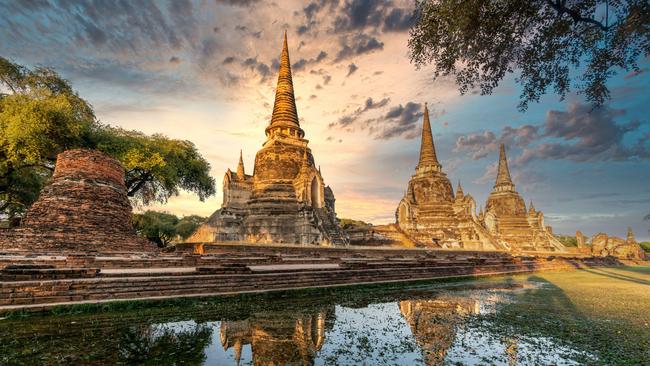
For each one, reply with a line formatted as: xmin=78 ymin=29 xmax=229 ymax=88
xmin=555 ymin=235 xmax=578 ymax=247
xmin=639 ymin=242 xmax=650 ymax=253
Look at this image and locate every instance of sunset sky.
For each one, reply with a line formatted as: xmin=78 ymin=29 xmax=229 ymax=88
xmin=1 ymin=0 xmax=649 ymax=240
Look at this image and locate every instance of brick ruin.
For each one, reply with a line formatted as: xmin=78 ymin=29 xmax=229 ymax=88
xmin=0 ymin=149 xmax=156 ymax=254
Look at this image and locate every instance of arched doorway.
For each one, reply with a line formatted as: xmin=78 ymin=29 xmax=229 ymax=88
xmin=311 ymin=178 xmax=321 ymax=208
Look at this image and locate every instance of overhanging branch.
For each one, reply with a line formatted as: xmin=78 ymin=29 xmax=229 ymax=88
xmin=547 ymin=0 xmax=610 ymax=31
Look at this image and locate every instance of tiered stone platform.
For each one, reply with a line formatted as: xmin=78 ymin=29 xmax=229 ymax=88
xmin=0 ymin=244 xmax=636 ymax=313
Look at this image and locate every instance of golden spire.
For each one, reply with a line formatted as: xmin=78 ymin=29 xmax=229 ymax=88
xmin=456 ymin=180 xmax=464 ymax=198
xmin=627 ymin=226 xmax=636 ymax=243
xmin=416 ymin=103 xmax=441 ymax=171
xmin=237 ymin=149 xmax=245 ymax=180
xmin=269 ymin=31 xmax=300 ymax=130
xmin=495 ymin=143 xmax=514 ymax=189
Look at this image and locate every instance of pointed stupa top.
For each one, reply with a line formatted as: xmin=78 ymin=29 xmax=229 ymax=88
xmin=494 ymin=143 xmax=514 ymax=190
xmin=528 ymin=200 xmax=535 ymax=214
xmin=416 ymin=103 xmax=441 ymax=171
xmin=237 ymin=150 xmax=245 ymax=180
xmin=627 ymin=226 xmax=636 ymax=243
xmin=456 ymin=180 xmax=464 ymax=198
xmin=268 ymin=31 xmax=301 ymax=134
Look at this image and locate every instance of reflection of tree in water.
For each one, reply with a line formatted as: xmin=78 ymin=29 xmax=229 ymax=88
xmin=399 ymin=296 xmax=479 ymax=365
xmin=220 ymin=307 xmax=334 ymax=365
xmin=117 ymin=322 xmax=213 ymax=365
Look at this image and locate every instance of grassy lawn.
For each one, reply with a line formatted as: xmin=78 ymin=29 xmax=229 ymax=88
xmin=475 ymin=266 xmax=650 ymax=365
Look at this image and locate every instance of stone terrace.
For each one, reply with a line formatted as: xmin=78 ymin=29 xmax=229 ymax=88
xmin=0 ymin=243 xmax=637 ymax=313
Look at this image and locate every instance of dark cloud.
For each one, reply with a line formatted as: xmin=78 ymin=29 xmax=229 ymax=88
xmin=332 ymin=0 xmax=414 ymax=33
xmin=334 ymin=34 xmax=384 ymax=62
xmin=241 ymin=57 xmax=272 ymax=81
xmin=383 ymin=8 xmax=413 ymax=31
xmin=347 ymin=63 xmax=358 ymax=77
xmin=517 ymin=103 xmax=647 ymax=164
xmin=329 ymin=97 xmax=391 ymax=129
xmin=60 ymin=60 xmax=195 ymax=97
xmin=374 ymin=102 xmax=423 ymax=140
xmin=309 ymin=68 xmax=332 ymax=85
xmin=169 ymin=56 xmax=181 ymax=64
xmin=303 ymin=0 xmax=342 ymax=21
xmin=292 ymin=51 xmax=328 ymax=72
xmin=215 ymin=0 xmax=261 ymax=7
xmin=455 ymin=131 xmax=499 ymax=160
xmin=455 ymin=102 xmax=650 ymax=164
xmin=223 ymin=56 xmax=237 ymax=64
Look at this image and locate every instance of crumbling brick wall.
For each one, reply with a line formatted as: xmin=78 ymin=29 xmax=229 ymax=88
xmin=0 ymin=149 xmax=156 ymax=254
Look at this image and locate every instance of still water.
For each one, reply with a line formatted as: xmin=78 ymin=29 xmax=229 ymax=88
xmin=2 ymin=271 xmax=644 ymax=365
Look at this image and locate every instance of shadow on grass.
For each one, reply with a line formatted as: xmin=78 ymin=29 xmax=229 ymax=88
xmin=476 ymin=274 xmax=650 ymax=365
xmin=577 ymin=267 xmax=650 ymax=286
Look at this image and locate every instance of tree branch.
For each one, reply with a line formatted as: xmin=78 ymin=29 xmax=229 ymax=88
xmin=127 ymin=172 xmax=151 ymax=197
xmin=547 ymin=0 xmax=609 ymax=31
xmin=0 ymin=75 xmax=17 ymax=94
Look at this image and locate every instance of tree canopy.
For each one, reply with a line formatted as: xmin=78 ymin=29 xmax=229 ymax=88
xmin=0 ymin=57 xmax=215 ymax=218
xmin=409 ymin=0 xmax=650 ymax=110
xmin=132 ymin=211 xmax=206 ymax=247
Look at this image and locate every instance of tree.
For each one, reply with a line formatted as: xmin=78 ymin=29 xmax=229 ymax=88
xmin=0 ymin=57 xmax=216 ymax=218
xmin=132 ymin=211 xmax=206 ymax=246
xmin=408 ymin=1 xmax=650 ymax=110
xmin=175 ymin=215 xmax=207 ymax=240
xmin=90 ymin=126 xmax=216 ymax=206
xmin=1 ymin=57 xmax=96 ymax=216
xmin=132 ymin=211 xmax=180 ymax=247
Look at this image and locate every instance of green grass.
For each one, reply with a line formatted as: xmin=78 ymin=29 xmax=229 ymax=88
xmin=474 ymin=266 xmax=650 ymax=365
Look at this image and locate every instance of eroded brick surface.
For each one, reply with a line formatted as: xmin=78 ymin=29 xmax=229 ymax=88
xmin=0 ymin=149 xmax=156 ymax=254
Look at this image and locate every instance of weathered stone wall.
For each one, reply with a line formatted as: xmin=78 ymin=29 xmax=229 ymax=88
xmin=0 ymin=149 xmax=156 ymax=254
xmin=589 ymin=232 xmax=644 ymax=259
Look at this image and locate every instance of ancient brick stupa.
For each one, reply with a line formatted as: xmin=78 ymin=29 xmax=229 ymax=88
xmin=0 ymin=149 xmax=156 ymax=253
xmin=395 ymin=105 xmax=501 ymax=249
xmin=481 ymin=144 xmax=564 ymax=251
xmin=188 ymin=32 xmax=347 ymax=245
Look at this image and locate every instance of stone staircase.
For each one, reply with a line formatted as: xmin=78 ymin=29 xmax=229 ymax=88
xmin=313 ymin=207 xmax=349 ymax=245
xmin=0 ymin=247 xmax=625 ymax=311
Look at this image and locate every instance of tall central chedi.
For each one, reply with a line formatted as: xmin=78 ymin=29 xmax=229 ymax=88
xmin=188 ymin=33 xmax=347 ymax=245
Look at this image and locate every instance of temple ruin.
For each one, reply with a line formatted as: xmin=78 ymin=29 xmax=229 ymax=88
xmin=581 ymin=227 xmax=646 ymax=259
xmin=395 ymin=107 xmax=565 ymax=252
xmin=0 ymin=149 xmax=156 ymax=253
xmin=481 ymin=144 xmax=565 ymax=252
xmin=396 ymin=104 xmax=500 ymax=250
xmin=188 ymin=33 xmax=347 ymax=245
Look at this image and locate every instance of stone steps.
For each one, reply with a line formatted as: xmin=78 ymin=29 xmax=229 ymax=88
xmin=0 ymin=259 xmax=581 ymax=307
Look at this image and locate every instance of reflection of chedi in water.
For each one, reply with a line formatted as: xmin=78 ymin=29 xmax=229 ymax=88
xmin=188 ymin=32 xmax=347 ymax=246
xmin=220 ymin=307 xmax=334 ymax=365
xmin=399 ymin=296 xmax=480 ymax=366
